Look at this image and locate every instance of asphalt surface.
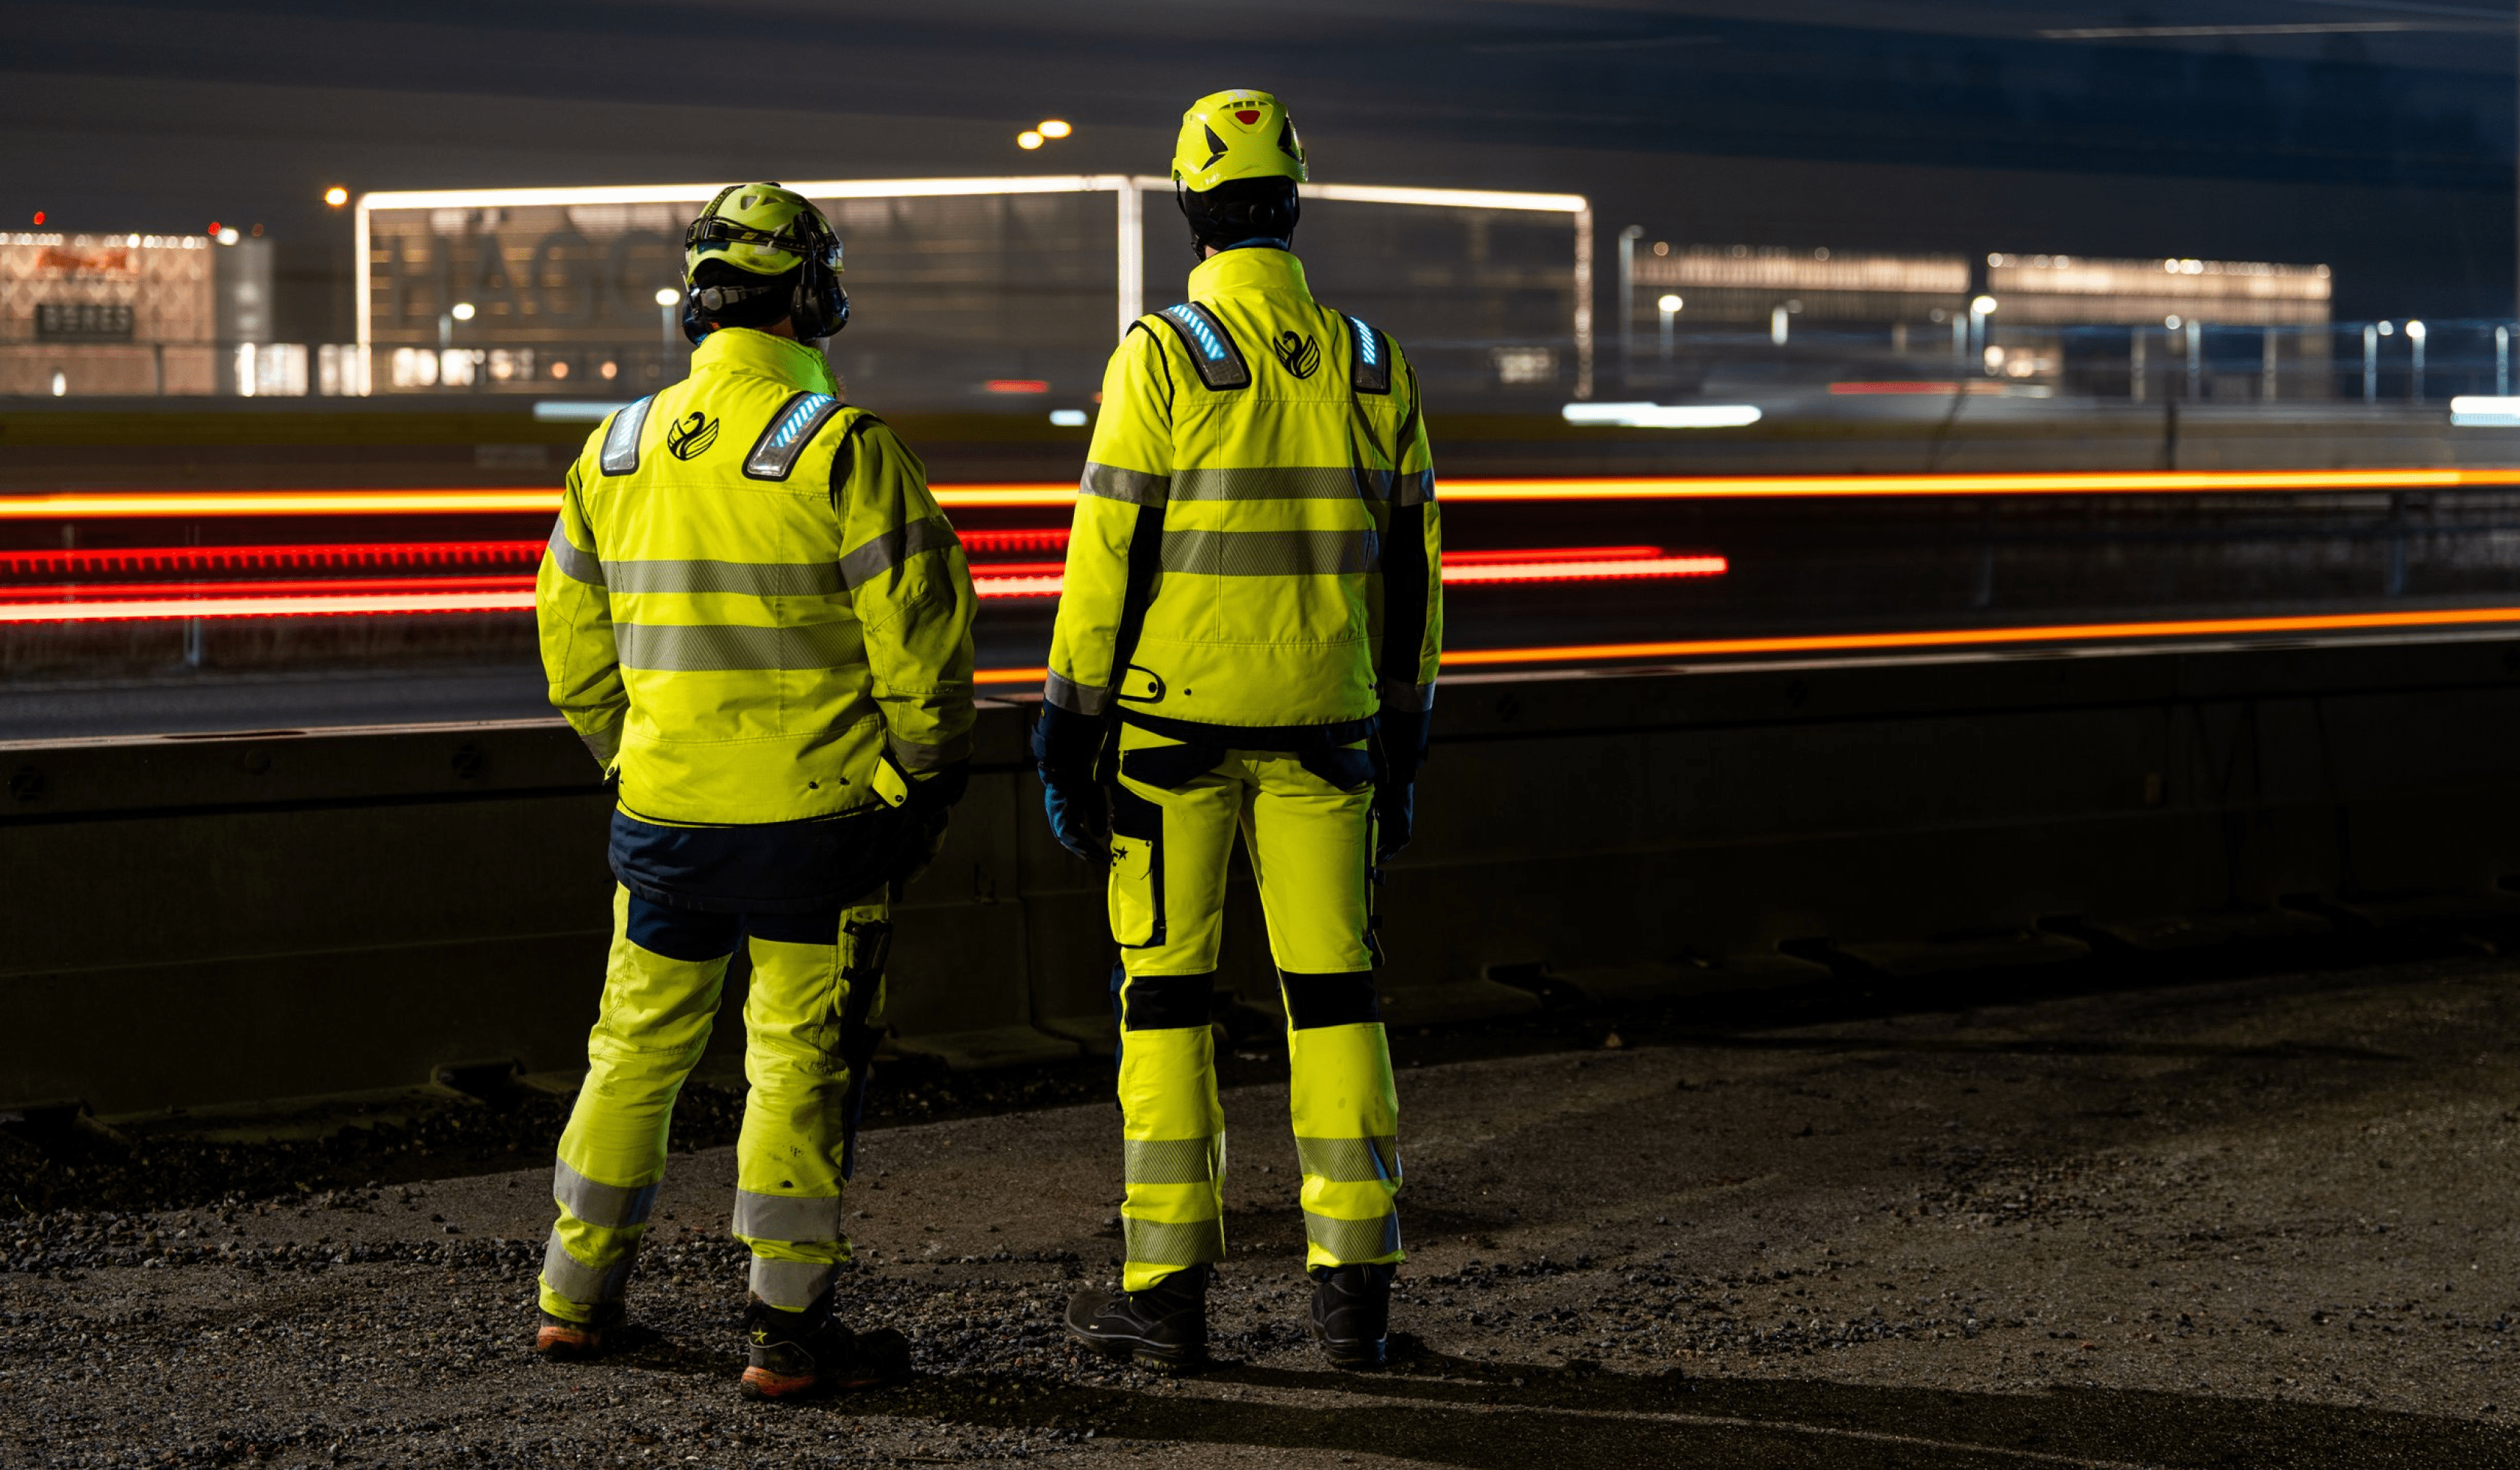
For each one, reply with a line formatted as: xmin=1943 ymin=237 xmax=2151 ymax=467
xmin=5 ymin=956 xmax=2519 ymax=1467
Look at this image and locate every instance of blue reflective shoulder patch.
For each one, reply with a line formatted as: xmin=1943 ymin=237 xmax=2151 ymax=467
xmin=1344 ymin=315 xmax=1390 ymax=396
xmin=1152 ymin=303 xmax=1251 ymax=391
xmin=599 ymin=396 xmax=655 ymax=476
xmin=742 ymin=392 xmax=848 ymax=481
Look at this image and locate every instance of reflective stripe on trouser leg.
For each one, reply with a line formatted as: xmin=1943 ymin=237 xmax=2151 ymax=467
xmin=1111 ymin=724 xmax=1241 ymax=1294
xmin=1241 ymin=754 xmax=1401 ymax=1269
xmin=542 ymin=885 xmax=731 ymax=1321
xmin=734 ymin=899 xmax=879 ymax=1308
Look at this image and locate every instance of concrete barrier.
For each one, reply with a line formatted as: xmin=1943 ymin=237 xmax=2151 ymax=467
xmin=9 ymin=632 xmax=2520 ymax=1115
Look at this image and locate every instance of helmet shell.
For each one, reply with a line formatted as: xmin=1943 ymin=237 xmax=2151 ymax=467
xmin=682 ymin=182 xmax=843 ymax=281
xmin=1171 ymin=90 xmax=1307 ymax=194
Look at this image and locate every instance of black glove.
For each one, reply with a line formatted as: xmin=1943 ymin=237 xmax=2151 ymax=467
xmin=1371 ymin=706 xmax=1432 ymax=863
xmin=1031 ymin=701 xmax=1112 ymax=862
xmin=887 ymin=759 xmax=967 ymax=896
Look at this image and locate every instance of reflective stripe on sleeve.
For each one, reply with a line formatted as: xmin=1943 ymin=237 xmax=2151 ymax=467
xmin=749 ymin=1256 xmax=836 ymax=1311
xmin=1294 ymin=1135 xmax=1400 ymax=1186
xmin=1390 ymin=470 xmax=1437 ymax=506
xmin=1304 ymin=1209 xmax=1402 ymax=1263
xmin=614 ymin=621 xmax=861 ymax=671
xmin=1378 ymin=680 xmax=1436 ymax=713
xmin=541 ymin=1230 xmax=634 ymax=1306
xmin=1170 ymin=467 xmax=1368 ymax=502
xmin=1082 ymin=463 xmax=1172 ymax=506
xmin=553 ymin=1159 xmax=658 ymax=1230
xmin=602 ymin=558 xmax=843 ymax=596
xmin=1123 ymin=1215 xmax=1226 ymax=1269
xmin=1160 ymin=527 xmax=1381 ymax=578
xmin=1044 ymin=668 xmax=1109 ymax=717
xmin=1123 ymin=1135 xmax=1222 ymax=1187
xmin=731 ymin=1190 xmax=845 ymax=1244
xmin=838 ymin=515 xmax=960 ymax=590
xmin=887 ymin=732 xmax=968 ymax=772
xmin=545 ymin=523 xmax=607 ymax=587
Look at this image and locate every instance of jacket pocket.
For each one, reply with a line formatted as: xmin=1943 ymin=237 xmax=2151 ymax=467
xmin=1107 ymin=784 xmax=1168 ymax=948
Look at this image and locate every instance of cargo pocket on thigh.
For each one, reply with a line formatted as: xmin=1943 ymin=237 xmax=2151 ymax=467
xmin=1108 ymin=786 xmax=1167 ymax=949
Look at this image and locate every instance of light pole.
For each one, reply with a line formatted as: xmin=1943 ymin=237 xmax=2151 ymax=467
xmin=2498 ymin=325 xmax=2510 ymax=396
xmin=1618 ymin=226 xmax=1644 ymax=390
xmin=2185 ymin=317 xmax=2202 ymax=401
xmin=1657 ymin=293 xmax=1682 ymax=365
xmin=1969 ymin=295 xmax=1997 ymax=372
xmin=2405 ymin=320 xmax=2426 ymax=403
xmin=656 ymin=287 xmax=681 ymax=361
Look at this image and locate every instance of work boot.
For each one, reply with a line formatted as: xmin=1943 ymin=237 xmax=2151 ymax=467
xmin=533 ymin=1302 xmax=623 ymax=1362
xmin=1308 ymin=1263 xmax=1394 ymax=1369
xmin=1064 ymin=1264 xmax=1209 ymax=1372
xmin=739 ymin=1292 xmax=911 ymax=1401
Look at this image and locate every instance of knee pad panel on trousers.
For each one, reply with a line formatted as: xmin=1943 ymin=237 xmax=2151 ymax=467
xmin=1124 ymin=970 xmax=1215 ymax=1031
xmin=1281 ymin=970 xmax=1378 ymax=1030
xmin=626 ymin=896 xmax=742 ymax=962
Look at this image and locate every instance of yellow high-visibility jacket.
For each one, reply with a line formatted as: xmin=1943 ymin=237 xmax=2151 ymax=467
xmin=538 ymin=328 xmax=976 ymax=854
xmin=1046 ymin=248 xmax=1442 ymax=739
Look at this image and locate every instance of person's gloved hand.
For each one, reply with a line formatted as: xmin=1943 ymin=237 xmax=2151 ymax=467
xmin=888 ymin=760 xmax=968 ymax=895
xmin=1031 ymin=701 xmax=1112 ymax=862
xmin=1371 ymin=705 xmax=1432 ymax=863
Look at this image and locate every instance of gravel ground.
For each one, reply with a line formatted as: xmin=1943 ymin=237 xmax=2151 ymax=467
xmin=5 ymin=954 xmax=2520 ymax=1468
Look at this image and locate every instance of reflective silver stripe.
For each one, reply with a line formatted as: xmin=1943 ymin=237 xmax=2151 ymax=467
xmin=732 ymin=1190 xmax=845 ymax=1244
xmin=1378 ymin=680 xmax=1436 ymax=714
xmin=1304 ymin=1209 xmax=1402 ymax=1262
xmin=838 ymin=515 xmax=960 ymax=590
xmin=1391 ymin=470 xmax=1436 ymax=506
xmin=743 ymin=392 xmax=847 ymax=482
xmin=1044 ymin=668 xmax=1109 ymax=717
xmin=1160 ymin=528 xmax=1379 ymax=578
xmin=1295 ymin=1136 xmax=1400 ymax=1186
xmin=578 ymin=721 xmax=624 ymax=769
xmin=749 ymin=1256 xmax=836 ymax=1311
xmin=545 ymin=522 xmax=607 ymax=587
xmin=542 ymin=1231 xmax=634 ymax=1306
xmin=1170 ymin=467 xmax=1366 ymax=502
xmin=598 ymin=397 xmax=652 ymax=476
xmin=888 ymin=732 xmax=968 ymax=772
xmin=603 ymin=558 xmax=842 ymax=596
xmin=1124 ymin=1136 xmax=1221 ymax=1186
xmin=553 ymin=1159 xmax=658 ymax=1229
xmin=1082 ymin=463 xmax=1170 ymax=506
xmin=1123 ymin=1215 xmax=1226 ymax=1268
xmin=614 ymin=621 xmax=861 ymax=671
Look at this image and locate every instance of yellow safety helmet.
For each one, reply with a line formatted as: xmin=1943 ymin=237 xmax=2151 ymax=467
xmin=1171 ymin=89 xmax=1308 ymax=194
xmin=679 ymin=182 xmax=848 ymax=342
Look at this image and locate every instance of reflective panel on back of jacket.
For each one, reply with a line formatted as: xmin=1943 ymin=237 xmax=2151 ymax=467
xmin=537 ymin=328 xmax=977 ymax=831
xmin=1046 ymin=247 xmax=1442 ymax=736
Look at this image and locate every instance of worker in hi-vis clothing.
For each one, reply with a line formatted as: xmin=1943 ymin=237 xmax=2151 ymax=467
xmin=1034 ymin=91 xmax=1442 ymax=1372
xmin=532 ymin=183 xmax=976 ymax=1400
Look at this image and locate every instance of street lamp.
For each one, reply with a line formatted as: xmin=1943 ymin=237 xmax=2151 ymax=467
xmin=1657 ymin=293 xmax=1682 ymax=364
xmin=2406 ymin=320 xmax=2427 ymax=403
xmin=1618 ymin=226 xmax=1645 ymax=386
xmin=656 ymin=286 xmax=682 ymax=356
xmin=1969 ymin=294 xmax=1997 ymax=368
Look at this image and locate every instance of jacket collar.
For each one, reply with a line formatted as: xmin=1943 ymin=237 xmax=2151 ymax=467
xmin=691 ymin=327 xmax=838 ymax=395
xmin=1186 ymin=247 xmax=1314 ymax=307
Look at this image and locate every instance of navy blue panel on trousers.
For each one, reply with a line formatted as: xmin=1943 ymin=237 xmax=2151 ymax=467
xmin=1124 ymin=970 xmax=1216 ymax=1030
xmin=610 ymin=802 xmax=907 ymax=914
xmin=1280 ymin=970 xmax=1378 ymax=1029
xmin=626 ymin=896 xmax=742 ymax=962
xmin=746 ymin=907 xmax=844 ymax=946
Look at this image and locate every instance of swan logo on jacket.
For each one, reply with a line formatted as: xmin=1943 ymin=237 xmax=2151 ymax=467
xmin=1271 ymin=330 xmax=1320 ymax=380
xmin=665 ymin=412 xmax=721 ymax=460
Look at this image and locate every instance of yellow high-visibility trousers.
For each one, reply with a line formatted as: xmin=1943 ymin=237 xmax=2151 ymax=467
xmin=1106 ymin=722 xmax=1402 ymax=1293
xmin=539 ymin=885 xmax=889 ymax=1319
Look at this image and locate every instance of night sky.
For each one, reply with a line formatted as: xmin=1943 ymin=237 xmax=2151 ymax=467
xmin=4 ymin=0 xmax=2514 ymax=321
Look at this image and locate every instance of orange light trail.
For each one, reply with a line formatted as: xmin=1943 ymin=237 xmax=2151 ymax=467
xmin=11 ymin=466 xmax=2520 ymax=519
